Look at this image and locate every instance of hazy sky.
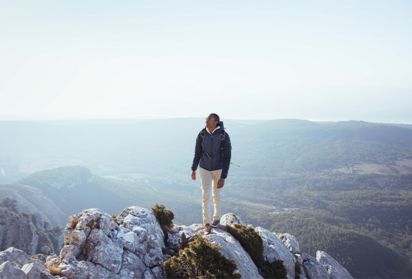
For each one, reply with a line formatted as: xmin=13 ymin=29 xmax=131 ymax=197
xmin=1 ymin=1 xmax=411 ymax=122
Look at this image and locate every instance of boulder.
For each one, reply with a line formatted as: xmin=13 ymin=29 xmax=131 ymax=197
xmin=0 ymin=261 xmax=25 ymax=279
xmin=0 ymin=247 xmax=30 ymax=266
xmin=302 ymin=252 xmax=330 ymax=279
xmin=22 ymin=261 xmax=55 ymax=279
xmin=204 ymin=227 xmax=263 ymax=279
xmin=278 ymin=232 xmax=301 ymax=254
xmin=254 ymin=226 xmax=296 ymax=279
xmin=220 ymin=212 xmax=243 ymax=225
xmin=316 ymin=250 xmax=353 ymax=279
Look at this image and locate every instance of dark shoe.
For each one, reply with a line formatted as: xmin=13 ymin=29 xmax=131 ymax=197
xmin=203 ymin=223 xmax=212 ymax=234
xmin=211 ymin=219 xmax=220 ymax=227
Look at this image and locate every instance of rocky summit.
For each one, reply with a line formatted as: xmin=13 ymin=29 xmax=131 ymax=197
xmin=0 ymin=206 xmax=353 ymax=279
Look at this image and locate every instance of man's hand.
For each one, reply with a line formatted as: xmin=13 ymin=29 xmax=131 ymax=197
xmin=191 ymin=171 xmax=196 ymax=180
xmin=217 ymin=178 xmax=225 ymax=188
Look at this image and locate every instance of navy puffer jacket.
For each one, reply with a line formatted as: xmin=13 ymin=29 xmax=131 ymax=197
xmin=191 ymin=121 xmax=232 ymax=179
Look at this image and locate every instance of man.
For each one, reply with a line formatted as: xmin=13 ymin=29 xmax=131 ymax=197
xmin=191 ymin=113 xmax=232 ymax=234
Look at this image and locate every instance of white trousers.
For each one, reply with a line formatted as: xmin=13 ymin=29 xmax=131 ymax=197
xmin=199 ymin=166 xmax=222 ymax=225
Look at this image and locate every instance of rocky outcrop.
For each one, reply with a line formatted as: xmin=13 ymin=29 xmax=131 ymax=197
xmin=45 ymin=206 xmax=165 ymax=279
xmin=0 ymin=206 xmax=353 ymax=279
xmin=0 ymin=197 xmax=62 ymax=255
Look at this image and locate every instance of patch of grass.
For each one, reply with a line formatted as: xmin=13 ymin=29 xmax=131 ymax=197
xmin=152 ymin=203 xmax=174 ymax=229
xmin=152 ymin=203 xmax=174 ymax=243
xmin=226 ymin=223 xmax=264 ymax=266
xmin=226 ymin=223 xmax=287 ymax=279
xmin=164 ymin=235 xmax=240 ymax=279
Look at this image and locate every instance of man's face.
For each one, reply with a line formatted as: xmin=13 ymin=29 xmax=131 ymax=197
xmin=205 ymin=115 xmax=218 ymax=130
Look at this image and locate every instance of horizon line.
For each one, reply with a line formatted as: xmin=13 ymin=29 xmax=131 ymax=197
xmin=0 ymin=116 xmax=411 ymax=126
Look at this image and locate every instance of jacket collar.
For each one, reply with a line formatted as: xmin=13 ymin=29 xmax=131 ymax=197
xmin=206 ymin=126 xmax=220 ymax=135
xmin=204 ymin=121 xmax=225 ymax=135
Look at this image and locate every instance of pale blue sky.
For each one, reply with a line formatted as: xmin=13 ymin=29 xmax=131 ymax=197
xmin=0 ymin=1 xmax=411 ymax=122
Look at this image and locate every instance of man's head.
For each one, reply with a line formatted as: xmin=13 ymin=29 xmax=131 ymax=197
xmin=205 ymin=113 xmax=220 ymax=130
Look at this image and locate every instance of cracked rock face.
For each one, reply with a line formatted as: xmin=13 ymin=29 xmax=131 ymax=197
xmin=45 ymin=207 xmax=165 ymax=279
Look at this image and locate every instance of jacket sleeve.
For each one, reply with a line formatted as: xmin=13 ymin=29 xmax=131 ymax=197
xmin=221 ymin=132 xmax=232 ymax=179
xmin=191 ymin=132 xmax=202 ymax=171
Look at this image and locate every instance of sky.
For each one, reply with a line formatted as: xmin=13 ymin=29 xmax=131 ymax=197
xmin=0 ymin=0 xmax=411 ymax=123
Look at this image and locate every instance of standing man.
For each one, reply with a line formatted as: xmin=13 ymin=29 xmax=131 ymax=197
xmin=191 ymin=113 xmax=232 ymax=234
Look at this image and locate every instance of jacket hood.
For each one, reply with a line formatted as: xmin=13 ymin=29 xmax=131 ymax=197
xmin=217 ymin=121 xmax=224 ymax=130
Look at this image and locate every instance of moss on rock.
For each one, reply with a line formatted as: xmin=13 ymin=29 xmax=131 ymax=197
xmin=225 ymin=223 xmax=264 ymax=266
xmin=226 ymin=223 xmax=287 ymax=279
xmin=151 ymin=203 xmax=174 ymax=244
xmin=164 ymin=235 xmax=240 ymax=279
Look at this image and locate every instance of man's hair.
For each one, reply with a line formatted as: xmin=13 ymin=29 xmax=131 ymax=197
xmin=208 ymin=113 xmax=220 ymax=123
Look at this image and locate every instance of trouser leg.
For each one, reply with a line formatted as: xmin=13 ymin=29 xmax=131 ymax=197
xmin=211 ymin=169 xmax=222 ymax=222
xmin=199 ymin=167 xmax=212 ymax=225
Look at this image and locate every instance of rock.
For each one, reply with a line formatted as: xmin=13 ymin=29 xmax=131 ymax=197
xmin=45 ymin=206 xmax=166 ymax=278
xmin=278 ymin=233 xmax=301 ymax=254
xmin=22 ymin=261 xmax=55 ymax=279
xmin=302 ymin=252 xmax=330 ymax=279
xmin=21 ymin=262 xmax=41 ymax=278
xmin=316 ymin=251 xmax=353 ymax=279
xmin=59 ymin=244 xmax=81 ymax=261
xmin=295 ymin=253 xmax=308 ymax=279
xmin=0 ymin=247 xmax=30 ymax=266
xmin=220 ymin=212 xmax=243 ymax=225
xmin=254 ymin=226 xmax=296 ymax=279
xmin=203 ymin=227 xmax=263 ymax=279
xmin=0 ymin=247 xmax=53 ymax=279
xmin=118 ymin=250 xmax=146 ymax=278
xmin=166 ymin=224 xmax=196 ymax=252
xmin=0 ymin=261 xmax=25 ymax=279
xmin=85 ymin=228 xmax=123 ymax=273
xmin=116 ymin=206 xmax=165 ymax=267
xmin=0 ymin=205 xmax=354 ymax=279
